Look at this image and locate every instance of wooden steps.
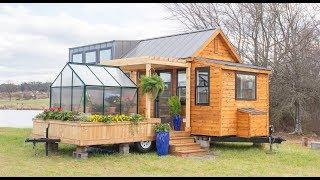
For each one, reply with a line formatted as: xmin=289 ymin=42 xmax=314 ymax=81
xmin=169 ymin=131 xmax=208 ymax=157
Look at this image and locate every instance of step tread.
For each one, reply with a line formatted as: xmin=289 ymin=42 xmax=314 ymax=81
xmin=175 ymin=149 xmax=207 ymax=153
xmin=170 ymin=136 xmax=194 ymax=140
xmin=170 ymin=142 xmax=200 ymax=147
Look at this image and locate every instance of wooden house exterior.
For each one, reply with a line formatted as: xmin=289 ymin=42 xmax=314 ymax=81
xmin=101 ymin=28 xmax=271 ymax=138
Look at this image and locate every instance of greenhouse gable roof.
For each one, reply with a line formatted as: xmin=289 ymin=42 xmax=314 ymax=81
xmin=51 ymin=62 xmax=137 ymax=88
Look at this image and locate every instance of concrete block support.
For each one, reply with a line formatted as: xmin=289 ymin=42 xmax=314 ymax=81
xmin=119 ymin=143 xmax=130 ymax=154
xmin=73 ymin=146 xmax=89 ymax=159
xmin=48 ymin=142 xmax=59 ymax=153
xmin=195 ymin=136 xmax=210 ymax=150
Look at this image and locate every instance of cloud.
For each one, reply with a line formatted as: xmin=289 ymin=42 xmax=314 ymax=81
xmin=0 ymin=3 xmax=181 ymax=84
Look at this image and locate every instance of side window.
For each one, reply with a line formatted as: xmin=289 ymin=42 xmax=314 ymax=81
xmin=99 ymin=49 xmax=112 ymax=61
xmin=177 ymin=70 xmax=186 ymax=104
xmin=72 ymin=53 xmax=83 ymax=63
xmin=85 ymin=51 xmax=97 ymax=63
xmin=236 ymin=72 xmax=256 ymax=100
xmin=195 ymin=67 xmax=210 ymax=105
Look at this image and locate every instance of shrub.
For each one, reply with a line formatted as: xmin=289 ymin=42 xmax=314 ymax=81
xmin=129 ymin=114 xmax=145 ymax=124
xmin=168 ymin=96 xmax=181 ymax=116
xmin=154 ymin=123 xmax=171 ymax=133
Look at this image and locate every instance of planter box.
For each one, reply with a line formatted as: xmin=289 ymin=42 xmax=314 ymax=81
xmin=32 ymin=118 xmax=161 ymax=146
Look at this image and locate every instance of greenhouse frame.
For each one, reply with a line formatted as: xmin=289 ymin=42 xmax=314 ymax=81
xmin=50 ymin=62 xmax=138 ymax=115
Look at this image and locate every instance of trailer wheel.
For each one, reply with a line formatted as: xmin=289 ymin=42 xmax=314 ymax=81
xmin=134 ymin=141 xmax=154 ymax=153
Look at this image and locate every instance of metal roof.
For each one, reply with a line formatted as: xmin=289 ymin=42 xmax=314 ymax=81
xmin=122 ymin=28 xmax=216 ymax=58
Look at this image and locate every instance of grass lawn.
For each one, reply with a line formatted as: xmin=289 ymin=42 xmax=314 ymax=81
xmin=0 ymin=98 xmax=49 ymax=110
xmin=0 ymin=128 xmax=320 ymax=176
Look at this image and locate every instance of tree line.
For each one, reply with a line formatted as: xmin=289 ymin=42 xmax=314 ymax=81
xmin=0 ymin=81 xmax=51 ymax=100
xmin=164 ymin=3 xmax=320 ymax=134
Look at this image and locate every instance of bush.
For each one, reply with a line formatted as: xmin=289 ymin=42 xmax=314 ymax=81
xmin=168 ymin=96 xmax=181 ymax=116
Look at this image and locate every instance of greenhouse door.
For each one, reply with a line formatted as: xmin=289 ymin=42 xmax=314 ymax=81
xmin=155 ymin=70 xmax=172 ymax=124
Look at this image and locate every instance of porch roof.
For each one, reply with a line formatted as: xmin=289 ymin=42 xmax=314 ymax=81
xmin=100 ymin=56 xmax=188 ymax=71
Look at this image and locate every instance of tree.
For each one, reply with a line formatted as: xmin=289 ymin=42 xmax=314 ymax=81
xmin=0 ymin=82 xmax=19 ymax=101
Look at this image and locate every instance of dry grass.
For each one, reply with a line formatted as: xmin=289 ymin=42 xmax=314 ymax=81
xmin=0 ymin=98 xmax=49 ymax=110
xmin=1 ymin=127 xmax=320 ymax=176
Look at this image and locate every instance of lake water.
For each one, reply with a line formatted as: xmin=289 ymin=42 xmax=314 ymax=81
xmin=0 ymin=110 xmax=42 ymax=128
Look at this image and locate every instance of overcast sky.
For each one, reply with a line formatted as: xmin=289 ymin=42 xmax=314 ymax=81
xmin=0 ymin=3 xmax=183 ymax=84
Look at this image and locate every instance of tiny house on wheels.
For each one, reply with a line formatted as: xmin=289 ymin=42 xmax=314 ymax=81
xmin=31 ymin=28 xmax=284 ymax=158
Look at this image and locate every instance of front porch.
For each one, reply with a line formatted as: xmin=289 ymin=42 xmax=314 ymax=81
xmin=100 ymin=56 xmax=192 ymax=131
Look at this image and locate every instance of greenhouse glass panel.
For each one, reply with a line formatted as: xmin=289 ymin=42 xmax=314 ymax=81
xmin=72 ymin=87 xmax=84 ymax=112
xmin=51 ymin=87 xmax=60 ymax=107
xmin=61 ymin=87 xmax=72 ymax=111
xmin=121 ymin=88 xmax=138 ymax=115
xmin=52 ymin=74 xmax=61 ymax=87
xmin=104 ymin=87 xmax=121 ymax=115
xmin=69 ymin=64 xmax=102 ymax=85
xmin=104 ymin=67 xmax=135 ymax=87
xmin=86 ymin=86 xmax=104 ymax=114
xmin=87 ymin=65 xmax=119 ymax=86
xmin=61 ymin=65 xmax=72 ymax=86
xmin=72 ymin=71 xmax=84 ymax=86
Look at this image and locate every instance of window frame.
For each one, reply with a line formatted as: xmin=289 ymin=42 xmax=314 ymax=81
xmin=235 ymin=71 xmax=257 ymax=101
xmin=72 ymin=52 xmax=84 ymax=63
xmin=176 ymin=69 xmax=186 ymax=105
xmin=85 ymin=50 xmax=98 ymax=64
xmin=195 ymin=67 xmax=210 ymax=106
xmin=98 ymin=48 xmax=113 ymax=62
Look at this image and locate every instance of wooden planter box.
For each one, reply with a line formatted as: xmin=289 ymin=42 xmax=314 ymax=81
xmin=32 ymin=118 xmax=161 ymax=146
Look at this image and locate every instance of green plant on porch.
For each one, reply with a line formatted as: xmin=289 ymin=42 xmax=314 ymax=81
xmin=140 ymin=74 xmax=165 ymax=99
xmin=153 ymin=123 xmax=171 ymax=133
xmin=168 ymin=96 xmax=181 ymax=116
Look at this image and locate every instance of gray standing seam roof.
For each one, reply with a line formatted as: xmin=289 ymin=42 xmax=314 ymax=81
xmin=122 ymin=28 xmax=216 ymax=58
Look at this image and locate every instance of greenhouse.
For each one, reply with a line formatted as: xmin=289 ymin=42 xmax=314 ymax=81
xmin=50 ymin=62 xmax=138 ymax=115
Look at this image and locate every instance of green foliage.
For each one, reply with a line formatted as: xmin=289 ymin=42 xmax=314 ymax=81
xmin=168 ymin=96 xmax=181 ymax=116
xmin=129 ymin=114 xmax=145 ymax=124
xmin=153 ymin=123 xmax=171 ymax=133
xmin=140 ymin=74 xmax=165 ymax=99
xmin=86 ymin=114 xmax=145 ymax=124
xmin=35 ymin=107 xmax=74 ymax=121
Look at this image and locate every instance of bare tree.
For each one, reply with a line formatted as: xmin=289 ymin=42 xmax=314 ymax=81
xmin=0 ymin=82 xmax=19 ymax=101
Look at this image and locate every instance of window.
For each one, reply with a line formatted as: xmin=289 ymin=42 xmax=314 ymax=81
xmin=236 ymin=72 xmax=256 ymax=100
xmin=195 ymin=67 xmax=210 ymax=105
xmin=85 ymin=51 xmax=97 ymax=63
xmin=177 ymin=70 xmax=186 ymax=104
xmin=99 ymin=49 xmax=112 ymax=61
xmin=72 ymin=53 xmax=83 ymax=63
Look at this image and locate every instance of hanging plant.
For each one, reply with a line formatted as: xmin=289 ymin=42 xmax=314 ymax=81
xmin=140 ymin=74 xmax=165 ymax=99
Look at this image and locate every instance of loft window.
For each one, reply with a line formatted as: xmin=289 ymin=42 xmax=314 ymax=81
xmin=99 ymin=49 xmax=112 ymax=61
xmin=85 ymin=51 xmax=97 ymax=63
xmin=195 ymin=67 xmax=210 ymax=105
xmin=72 ymin=53 xmax=83 ymax=63
xmin=236 ymin=72 xmax=256 ymax=100
xmin=177 ymin=70 xmax=186 ymax=104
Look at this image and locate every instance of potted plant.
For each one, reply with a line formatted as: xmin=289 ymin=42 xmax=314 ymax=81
xmin=153 ymin=123 xmax=171 ymax=156
xmin=168 ymin=96 xmax=182 ymax=131
xmin=140 ymin=74 xmax=165 ymax=100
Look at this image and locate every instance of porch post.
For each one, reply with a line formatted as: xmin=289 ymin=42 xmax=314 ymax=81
xmin=185 ymin=62 xmax=191 ymax=131
xmin=145 ymin=64 xmax=152 ymax=118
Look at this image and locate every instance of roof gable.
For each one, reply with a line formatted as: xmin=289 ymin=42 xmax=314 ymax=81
xmin=192 ymin=29 xmax=242 ymax=63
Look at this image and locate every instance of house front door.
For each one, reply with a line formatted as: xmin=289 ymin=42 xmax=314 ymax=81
xmin=155 ymin=70 xmax=172 ymax=124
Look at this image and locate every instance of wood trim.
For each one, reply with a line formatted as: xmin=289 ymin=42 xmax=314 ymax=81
xmin=185 ymin=63 xmax=191 ymax=130
xmin=235 ymin=71 xmax=257 ymax=101
xmin=221 ymin=65 xmax=271 ymax=74
xmin=195 ymin=66 xmax=210 ymax=106
xmin=145 ymin=64 xmax=152 ymax=118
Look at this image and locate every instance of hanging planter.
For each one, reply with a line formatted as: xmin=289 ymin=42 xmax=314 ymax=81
xmin=154 ymin=123 xmax=171 ymax=156
xmin=140 ymin=74 xmax=165 ymax=99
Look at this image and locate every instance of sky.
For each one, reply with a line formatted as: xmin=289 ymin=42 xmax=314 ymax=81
xmin=0 ymin=3 xmax=183 ymax=84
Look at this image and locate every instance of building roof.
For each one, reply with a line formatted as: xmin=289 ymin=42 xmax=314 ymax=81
xmin=122 ymin=28 xmax=216 ymax=58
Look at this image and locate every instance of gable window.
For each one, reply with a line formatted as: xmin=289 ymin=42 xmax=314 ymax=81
xmin=195 ymin=67 xmax=210 ymax=105
xmin=85 ymin=51 xmax=97 ymax=63
xmin=72 ymin=53 xmax=83 ymax=63
xmin=99 ymin=48 xmax=112 ymax=61
xmin=177 ymin=70 xmax=186 ymax=104
xmin=236 ymin=72 xmax=256 ymax=100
